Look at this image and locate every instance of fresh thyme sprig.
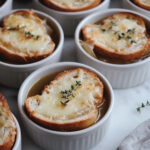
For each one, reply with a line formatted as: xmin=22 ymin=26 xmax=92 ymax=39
xmin=7 ymin=25 xmax=25 ymax=31
xmin=60 ymin=81 xmax=82 ymax=106
xmin=7 ymin=25 xmax=40 ymax=40
xmin=101 ymin=28 xmax=106 ymax=32
xmin=25 ymin=31 xmax=40 ymax=40
xmin=100 ymin=21 xmax=137 ymax=45
xmin=136 ymin=100 xmax=150 ymax=113
xmin=118 ymin=33 xmax=125 ymax=40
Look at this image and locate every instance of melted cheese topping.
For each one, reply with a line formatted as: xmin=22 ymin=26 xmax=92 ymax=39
xmin=0 ymin=102 xmax=15 ymax=145
xmin=5 ymin=14 xmax=46 ymax=35
xmin=84 ymin=16 xmax=148 ymax=53
xmin=31 ymin=69 xmax=102 ymax=122
xmin=51 ymin=0 xmax=97 ymax=9
xmin=0 ymin=12 xmax=54 ymax=55
xmin=0 ymin=29 xmax=52 ymax=55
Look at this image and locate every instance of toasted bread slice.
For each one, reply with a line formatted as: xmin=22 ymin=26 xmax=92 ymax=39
xmin=0 ymin=10 xmax=55 ymax=64
xmin=133 ymin=0 xmax=150 ymax=10
xmin=0 ymin=94 xmax=16 ymax=150
xmin=42 ymin=0 xmax=102 ymax=12
xmin=82 ymin=12 xmax=150 ymax=63
xmin=25 ymin=68 xmax=104 ymax=131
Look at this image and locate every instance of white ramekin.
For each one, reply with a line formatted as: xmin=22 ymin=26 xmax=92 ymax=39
xmin=0 ymin=9 xmax=64 ymax=88
xmin=75 ymin=8 xmax=150 ymax=89
xmin=123 ymin=0 xmax=150 ymax=17
xmin=13 ymin=115 xmax=22 ymax=150
xmin=0 ymin=0 xmax=12 ymax=19
xmin=18 ymin=62 xmax=114 ymax=150
xmin=33 ymin=0 xmax=110 ymax=36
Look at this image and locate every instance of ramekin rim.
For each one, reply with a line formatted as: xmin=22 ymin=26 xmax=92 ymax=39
xmin=0 ymin=0 xmax=12 ymax=10
xmin=124 ymin=0 xmax=150 ymax=13
xmin=12 ymin=114 xmax=21 ymax=150
xmin=75 ymin=8 xmax=150 ymax=69
xmin=18 ymin=62 xmax=114 ymax=136
xmin=35 ymin=0 xmax=110 ymax=16
xmin=0 ymin=8 xmax=64 ymax=69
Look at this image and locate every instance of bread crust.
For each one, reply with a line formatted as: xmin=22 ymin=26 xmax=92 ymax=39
xmin=0 ymin=40 xmax=55 ymax=64
xmin=26 ymin=103 xmax=98 ymax=131
xmin=82 ymin=12 xmax=150 ymax=63
xmin=93 ymin=39 xmax=150 ymax=63
xmin=133 ymin=0 xmax=150 ymax=10
xmin=25 ymin=68 xmax=104 ymax=131
xmin=0 ymin=10 xmax=55 ymax=64
xmin=0 ymin=94 xmax=16 ymax=150
xmin=42 ymin=0 xmax=101 ymax=12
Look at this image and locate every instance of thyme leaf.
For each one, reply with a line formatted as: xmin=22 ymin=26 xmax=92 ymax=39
xmin=101 ymin=28 xmax=106 ymax=32
xmin=25 ymin=31 xmax=34 ymax=38
xmin=60 ymin=80 xmax=82 ymax=106
xmin=7 ymin=25 xmax=26 ymax=31
xmin=136 ymin=100 xmax=150 ymax=113
xmin=36 ymin=35 xmax=40 ymax=40
xmin=127 ymin=28 xmax=135 ymax=34
xmin=7 ymin=25 xmax=40 ymax=40
xmin=60 ymin=99 xmax=70 ymax=106
xmin=126 ymin=35 xmax=132 ymax=39
xmin=137 ymin=107 xmax=141 ymax=112
xmin=131 ymin=40 xmax=136 ymax=44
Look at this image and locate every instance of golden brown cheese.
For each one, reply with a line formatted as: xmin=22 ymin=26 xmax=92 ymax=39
xmin=0 ymin=28 xmax=52 ymax=55
xmin=83 ymin=16 xmax=147 ymax=53
xmin=0 ymin=11 xmax=54 ymax=56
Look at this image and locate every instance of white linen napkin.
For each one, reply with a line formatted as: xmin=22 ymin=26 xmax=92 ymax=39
xmin=118 ymin=119 xmax=150 ymax=150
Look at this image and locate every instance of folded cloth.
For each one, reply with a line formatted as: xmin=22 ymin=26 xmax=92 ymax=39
xmin=118 ymin=119 xmax=150 ymax=150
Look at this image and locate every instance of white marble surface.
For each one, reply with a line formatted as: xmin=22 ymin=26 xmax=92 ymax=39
xmin=1 ymin=0 xmax=150 ymax=150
